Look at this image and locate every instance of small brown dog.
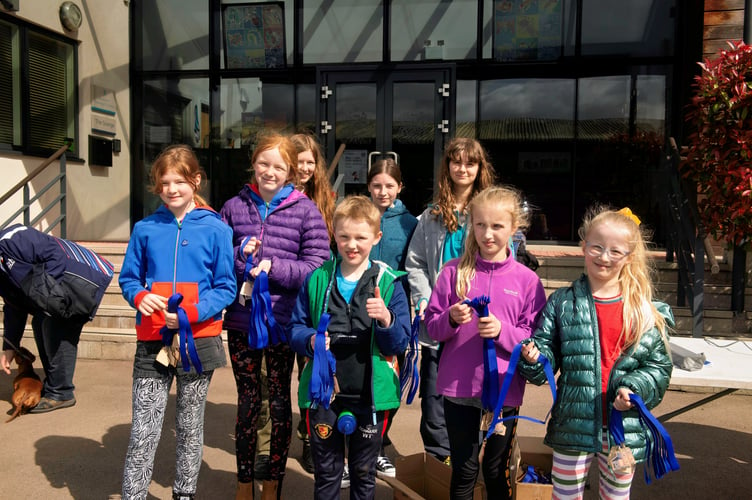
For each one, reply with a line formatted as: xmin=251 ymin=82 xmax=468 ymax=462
xmin=6 ymin=347 xmax=43 ymax=423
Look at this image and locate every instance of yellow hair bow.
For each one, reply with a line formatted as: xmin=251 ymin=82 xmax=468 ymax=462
xmin=617 ymin=207 xmax=641 ymax=226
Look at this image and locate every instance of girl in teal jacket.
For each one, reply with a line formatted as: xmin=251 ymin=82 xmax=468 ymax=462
xmin=519 ymin=206 xmax=673 ymax=500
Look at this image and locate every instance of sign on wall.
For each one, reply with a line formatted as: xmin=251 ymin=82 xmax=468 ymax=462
xmin=493 ymin=0 xmax=563 ymax=62
xmin=222 ymin=2 xmax=286 ymax=69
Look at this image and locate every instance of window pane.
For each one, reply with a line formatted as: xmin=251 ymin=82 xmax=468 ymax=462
xmin=28 ymin=32 xmax=75 ymax=153
xmin=0 ymin=21 xmax=16 ymax=146
xmin=303 ymin=0 xmax=383 ymax=64
xmin=581 ymin=0 xmax=675 ymax=57
xmin=636 ymin=73 xmax=666 ymax=137
xmin=456 ymin=80 xmax=477 ymax=138
xmin=140 ymin=0 xmax=209 ymax=71
xmin=577 ymin=76 xmax=630 ymax=140
xmin=142 ymin=78 xmax=209 ymax=215
xmin=296 ymin=84 xmax=316 ymax=134
xmin=479 ymin=79 xmax=575 ymax=140
xmin=391 ymin=0 xmax=477 ymax=61
xmin=221 ymin=0 xmax=293 ymax=69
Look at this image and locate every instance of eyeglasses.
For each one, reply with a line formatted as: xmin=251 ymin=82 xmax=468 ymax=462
xmin=585 ymin=242 xmax=630 ymax=260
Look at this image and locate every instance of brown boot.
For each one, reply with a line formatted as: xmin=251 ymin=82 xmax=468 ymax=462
xmin=235 ymin=481 xmax=253 ymax=500
xmin=260 ymin=480 xmax=279 ymax=500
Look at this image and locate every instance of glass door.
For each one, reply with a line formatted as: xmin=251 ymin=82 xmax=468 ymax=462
xmin=318 ymin=66 xmax=455 ymax=215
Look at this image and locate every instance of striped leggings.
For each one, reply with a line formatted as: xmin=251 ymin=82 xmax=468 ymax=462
xmin=122 ymin=371 xmax=213 ymax=500
xmin=551 ymin=431 xmax=634 ymax=500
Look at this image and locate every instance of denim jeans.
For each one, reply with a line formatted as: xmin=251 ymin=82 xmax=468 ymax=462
xmin=31 ymin=313 xmax=85 ymax=400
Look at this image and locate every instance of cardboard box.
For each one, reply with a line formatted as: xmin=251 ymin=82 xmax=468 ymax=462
xmin=512 ymin=436 xmax=553 ymax=500
xmin=383 ymin=453 xmax=483 ymax=500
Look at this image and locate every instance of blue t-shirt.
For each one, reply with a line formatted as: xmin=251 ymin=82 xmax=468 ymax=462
xmin=335 ymin=262 xmax=371 ymax=303
xmin=441 ymin=211 xmax=467 ymax=267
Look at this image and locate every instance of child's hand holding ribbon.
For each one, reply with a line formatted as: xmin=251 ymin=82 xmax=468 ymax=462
xmin=448 ymin=301 xmax=473 ymax=327
xmin=477 ymin=313 xmax=501 ymax=339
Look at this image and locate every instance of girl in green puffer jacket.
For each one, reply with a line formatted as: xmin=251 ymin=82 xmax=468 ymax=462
xmin=519 ymin=206 xmax=673 ymax=500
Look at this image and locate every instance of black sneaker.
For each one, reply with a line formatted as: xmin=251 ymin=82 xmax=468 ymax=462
xmin=301 ymin=439 xmax=315 ymax=474
xmin=376 ymin=455 xmax=396 ymax=478
xmin=254 ymin=454 xmax=271 ymax=480
xmin=341 ymin=464 xmax=350 ymax=489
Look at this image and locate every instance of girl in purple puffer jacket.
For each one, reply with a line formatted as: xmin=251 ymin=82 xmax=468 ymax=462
xmin=220 ymin=132 xmax=330 ymax=499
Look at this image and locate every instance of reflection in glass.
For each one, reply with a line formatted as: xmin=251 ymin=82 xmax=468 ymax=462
xmin=456 ymin=80 xmax=477 ymax=138
xmin=479 ymin=79 xmax=575 ymax=140
xmin=335 ymin=84 xmax=377 ymax=145
xmin=391 ymin=0 xmax=477 ymax=61
xmin=141 ymin=78 xmax=209 ymax=215
xmin=581 ymin=0 xmax=675 ymax=57
xmin=636 ymin=74 xmax=666 ymax=136
xmin=492 ymin=0 xmax=574 ymax=62
xmin=393 ymin=83 xmax=434 ymax=143
xmin=303 ymin=0 xmax=382 ymax=63
xmin=296 ymin=84 xmax=316 ymax=135
xmin=140 ymin=0 xmax=208 ymax=71
xmin=577 ymin=76 xmax=630 ymax=140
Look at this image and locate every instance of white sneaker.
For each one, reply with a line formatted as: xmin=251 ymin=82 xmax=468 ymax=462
xmin=376 ymin=455 xmax=396 ymax=478
xmin=341 ymin=463 xmax=350 ymax=489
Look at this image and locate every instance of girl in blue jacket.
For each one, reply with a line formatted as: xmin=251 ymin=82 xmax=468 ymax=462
xmin=520 ymin=207 xmax=673 ymax=500
xmin=119 ymin=144 xmax=236 ymax=500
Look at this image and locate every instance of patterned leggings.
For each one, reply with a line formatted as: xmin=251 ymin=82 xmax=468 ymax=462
xmin=551 ymin=431 xmax=635 ymax=500
xmin=121 ymin=371 xmax=213 ymax=500
xmin=229 ymin=330 xmax=294 ymax=482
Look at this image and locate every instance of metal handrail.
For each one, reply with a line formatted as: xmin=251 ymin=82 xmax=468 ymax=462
xmin=0 ymin=140 xmax=71 ymax=237
xmin=664 ymin=137 xmax=705 ymax=337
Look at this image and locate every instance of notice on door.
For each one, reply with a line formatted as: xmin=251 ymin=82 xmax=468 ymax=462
xmin=342 ymin=149 xmax=368 ymax=185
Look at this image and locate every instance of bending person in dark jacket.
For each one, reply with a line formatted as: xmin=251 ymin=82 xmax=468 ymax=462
xmin=519 ymin=207 xmax=673 ymax=499
xmin=0 ymin=224 xmax=114 ymax=412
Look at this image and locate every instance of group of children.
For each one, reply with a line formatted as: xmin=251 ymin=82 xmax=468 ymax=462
xmin=117 ymin=132 xmax=674 ymax=500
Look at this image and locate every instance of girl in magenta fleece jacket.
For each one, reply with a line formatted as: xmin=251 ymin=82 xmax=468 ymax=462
xmin=425 ymin=186 xmax=546 ymax=500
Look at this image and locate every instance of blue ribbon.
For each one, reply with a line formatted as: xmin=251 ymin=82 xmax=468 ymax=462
xmin=399 ymin=313 xmax=421 ymax=404
xmin=484 ymin=342 xmax=556 ymax=441
xmin=247 ymin=271 xmax=286 ymax=349
xmin=609 ymin=394 xmax=680 ymax=484
xmin=159 ymin=293 xmax=203 ymax=374
xmin=309 ymin=313 xmax=337 ymax=409
xmin=462 ymin=295 xmax=498 ymax=411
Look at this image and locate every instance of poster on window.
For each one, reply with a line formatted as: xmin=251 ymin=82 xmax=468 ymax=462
xmin=222 ymin=2 xmax=286 ymax=69
xmin=493 ymin=0 xmax=563 ymax=62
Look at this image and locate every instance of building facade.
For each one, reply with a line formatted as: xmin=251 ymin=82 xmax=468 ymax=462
xmin=1 ymin=1 xmax=744 ymax=244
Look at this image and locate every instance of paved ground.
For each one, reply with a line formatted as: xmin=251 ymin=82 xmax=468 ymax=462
xmin=1 ymin=358 xmax=750 ymax=499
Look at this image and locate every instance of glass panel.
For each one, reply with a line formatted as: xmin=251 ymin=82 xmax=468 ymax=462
xmin=27 ymin=32 xmax=75 ymax=153
xmin=141 ymin=78 xmax=209 ymax=216
xmin=478 ymin=79 xmax=576 ymax=140
xmin=303 ymin=0 xmax=383 ymax=64
xmin=391 ymin=0 xmax=477 ymax=61
xmin=492 ymin=0 xmax=574 ymax=62
xmin=581 ymin=0 xmax=675 ymax=57
xmin=140 ymin=0 xmax=209 ymax=71
xmin=456 ymin=80 xmax=477 ymax=138
xmin=577 ymin=76 xmax=630 ymax=140
xmin=334 ymin=83 xmax=377 ymax=196
xmin=636 ymin=73 xmax=666 ymax=137
xmin=296 ymin=84 xmax=316 ymax=135
xmin=479 ymin=78 xmax=576 ymax=241
xmin=221 ymin=0 xmax=293 ymax=69
xmin=392 ymin=81 xmax=436 ymax=212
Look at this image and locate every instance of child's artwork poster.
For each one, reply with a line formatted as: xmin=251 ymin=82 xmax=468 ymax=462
xmin=493 ymin=0 xmax=563 ymax=62
xmin=223 ymin=2 xmax=286 ymax=69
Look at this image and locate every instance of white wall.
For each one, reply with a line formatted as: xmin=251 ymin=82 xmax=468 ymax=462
xmin=0 ymin=1 xmax=131 ymax=241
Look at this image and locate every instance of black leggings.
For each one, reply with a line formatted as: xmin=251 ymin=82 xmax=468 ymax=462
xmin=444 ymin=399 xmax=518 ymax=500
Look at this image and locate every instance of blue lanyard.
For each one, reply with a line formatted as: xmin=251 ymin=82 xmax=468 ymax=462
xmin=248 ymin=270 xmax=286 ymax=348
xmin=462 ymin=295 xmax=498 ymax=411
xmin=399 ymin=312 xmax=421 ymax=404
xmin=159 ymin=293 xmax=203 ymax=374
xmin=309 ymin=312 xmax=337 ymax=409
xmin=484 ymin=342 xmax=556 ymax=441
xmin=609 ymin=394 xmax=680 ymax=484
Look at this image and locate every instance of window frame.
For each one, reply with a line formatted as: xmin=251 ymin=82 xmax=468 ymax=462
xmin=0 ymin=13 xmax=80 ymax=159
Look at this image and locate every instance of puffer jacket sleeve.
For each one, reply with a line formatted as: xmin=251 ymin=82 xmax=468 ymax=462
xmin=269 ymin=201 xmax=330 ymax=291
xmin=518 ymin=289 xmax=563 ymax=385
xmin=612 ymin=302 xmax=675 ymax=409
